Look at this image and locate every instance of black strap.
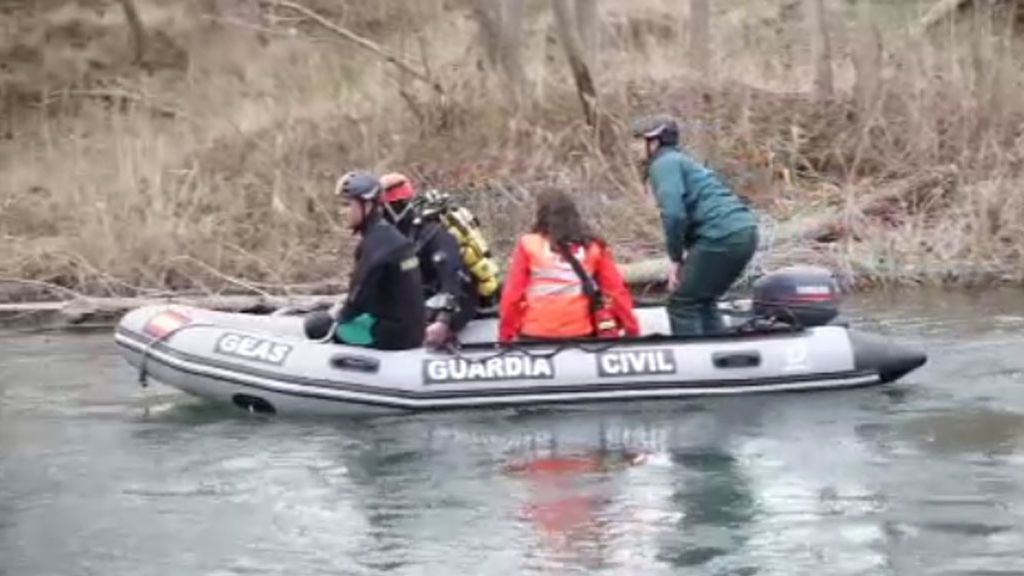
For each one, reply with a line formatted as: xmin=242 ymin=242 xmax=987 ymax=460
xmin=556 ymin=242 xmax=604 ymax=314
xmin=411 ymin=221 xmax=443 ymax=254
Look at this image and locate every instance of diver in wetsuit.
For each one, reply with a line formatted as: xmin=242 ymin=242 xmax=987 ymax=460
xmin=377 ymin=172 xmax=478 ymax=349
xmin=303 ymin=171 xmax=426 ymax=350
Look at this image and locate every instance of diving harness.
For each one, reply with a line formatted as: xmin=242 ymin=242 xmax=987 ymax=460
xmin=410 ymin=189 xmax=502 ymax=307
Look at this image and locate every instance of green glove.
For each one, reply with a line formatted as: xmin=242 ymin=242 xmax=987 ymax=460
xmin=336 ymin=313 xmax=376 ymax=346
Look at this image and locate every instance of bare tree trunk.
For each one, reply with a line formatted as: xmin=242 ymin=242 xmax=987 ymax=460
xmin=575 ymin=0 xmax=599 ymax=67
xmin=471 ymin=0 xmax=528 ymax=109
xmin=853 ymin=0 xmax=882 ymax=112
xmin=501 ymin=0 xmax=528 ymax=108
xmin=552 ymin=0 xmax=598 ymax=126
xmin=471 ymin=0 xmax=503 ymax=64
xmin=689 ymin=0 xmax=710 ymax=75
xmin=807 ymin=0 xmax=834 ymax=99
xmin=116 ymin=0 xmax=146 ymax=65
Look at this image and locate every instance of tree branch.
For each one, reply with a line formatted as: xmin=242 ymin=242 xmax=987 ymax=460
xmin=918 ymin=0 xmax=972 ymax=32
xmin=272 ymin=0 xmax=443 ymax=95
xmin=38 ymin=88 xmax=192 ymax=121
xmin=116 ymin=0 xmax=147 ymax=64
xmin=552 ymin=0 xmax=598 ymax=126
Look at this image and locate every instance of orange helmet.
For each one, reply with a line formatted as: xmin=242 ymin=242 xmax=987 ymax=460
xmin=380 ymin=172 xmax=416 ymax=204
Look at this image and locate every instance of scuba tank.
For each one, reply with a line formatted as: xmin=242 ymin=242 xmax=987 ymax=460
xmin=412 ymin=190 xmax=501 ymax=303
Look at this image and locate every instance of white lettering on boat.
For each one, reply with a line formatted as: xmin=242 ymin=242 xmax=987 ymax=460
xmin=424 ymin=356 xmax=555 ymax=384
xmin=214 ymin=333 xmax=293 ymax=366
xmin=783 ymin=341 xmax=811 ymax=372
xmin=795 ymin=284 xmax=832 ymax=295
xmin=597 ymin=349 xmax=677 ymax=377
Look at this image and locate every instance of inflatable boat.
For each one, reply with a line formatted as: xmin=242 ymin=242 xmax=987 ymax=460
xmin=113 ymin=268 xmax=927 ymax=417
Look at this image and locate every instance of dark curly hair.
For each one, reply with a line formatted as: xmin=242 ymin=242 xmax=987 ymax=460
xmin=532 ymin=189 xmax=603 ymax=248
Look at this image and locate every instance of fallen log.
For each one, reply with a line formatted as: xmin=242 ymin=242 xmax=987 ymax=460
xmin=0 ymin=294 xmax=342 ymax=330
xmin=621 ymin=258 xmax=671 ymax=286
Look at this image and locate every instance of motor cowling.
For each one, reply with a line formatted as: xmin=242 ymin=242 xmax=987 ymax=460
xmin=752 ymin=265 xmax=842 ymax=327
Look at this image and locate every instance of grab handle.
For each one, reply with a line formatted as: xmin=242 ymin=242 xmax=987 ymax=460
xmin=712 ymin=351 xmax=761 ymax=369
xmin=330 ymin=354 xmax=380 ymax=373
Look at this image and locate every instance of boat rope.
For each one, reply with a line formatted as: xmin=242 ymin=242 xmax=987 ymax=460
xmin=137 ymin=322 xmax=216 ymax=388
xmin=316 ymin=320 xmax=338 ymax=344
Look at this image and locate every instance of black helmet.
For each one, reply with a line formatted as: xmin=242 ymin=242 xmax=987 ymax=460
xmin=631 ymin=114 xmax=679 ymax=145
xmin=334 ymin=170 xmax=381 ymax=202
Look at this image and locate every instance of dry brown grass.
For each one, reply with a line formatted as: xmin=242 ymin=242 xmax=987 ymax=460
xmin=1 ymin=0 xmax=1022 ymax=301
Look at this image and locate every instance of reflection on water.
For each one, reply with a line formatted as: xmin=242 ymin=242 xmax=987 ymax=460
xmin=1 ymin=289 xmax=1024 ymax=575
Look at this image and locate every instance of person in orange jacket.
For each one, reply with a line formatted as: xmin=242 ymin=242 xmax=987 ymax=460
xmin=499 ymin=189 xmax=641 ymax=342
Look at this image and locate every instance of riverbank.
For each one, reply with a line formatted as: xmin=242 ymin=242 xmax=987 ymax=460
xmin=3 ymin=1 xmax=1022 ymax=309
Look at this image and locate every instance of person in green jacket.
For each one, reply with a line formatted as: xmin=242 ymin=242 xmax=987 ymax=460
xmin=632 ymin=115 xmax=759 ymax=336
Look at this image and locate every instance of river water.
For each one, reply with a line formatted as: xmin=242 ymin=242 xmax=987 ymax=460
xmin=1 ymin=289 xmax=1023 ymax=576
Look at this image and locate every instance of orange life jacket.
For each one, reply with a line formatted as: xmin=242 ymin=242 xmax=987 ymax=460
xmin=519 ymin=233 xmax=602 ymax=339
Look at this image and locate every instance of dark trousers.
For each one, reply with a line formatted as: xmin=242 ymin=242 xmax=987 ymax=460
xmin=668 ymin=226 xmax=758 ymax=337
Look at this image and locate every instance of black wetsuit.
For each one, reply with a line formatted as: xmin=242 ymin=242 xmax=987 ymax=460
xmin=305 ymin=215 xmax=425 ymax=350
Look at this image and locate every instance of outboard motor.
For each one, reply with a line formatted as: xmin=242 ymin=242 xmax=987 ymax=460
xmin=752 ymin=265 xmax=842 ymax=327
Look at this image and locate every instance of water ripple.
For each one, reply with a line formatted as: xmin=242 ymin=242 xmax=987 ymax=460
xmin=3 ymin=292 xmax=1024 ymax=575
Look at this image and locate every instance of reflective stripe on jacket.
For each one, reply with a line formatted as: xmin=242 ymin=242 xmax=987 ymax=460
xmin=517 ymin=233 xmax=600 ymax=338
xmin=499 ymin=234 xmax=642 ymax=343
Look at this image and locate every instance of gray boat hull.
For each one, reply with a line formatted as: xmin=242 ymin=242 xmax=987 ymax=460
xmin=114 ymin=304 xmax=926 ymax=416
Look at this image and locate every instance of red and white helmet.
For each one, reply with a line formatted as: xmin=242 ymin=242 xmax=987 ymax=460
xmin=380 ymin=172 xmax=416 ymax=204
xmin=379 ymin=172 xmax=418 ymax=224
